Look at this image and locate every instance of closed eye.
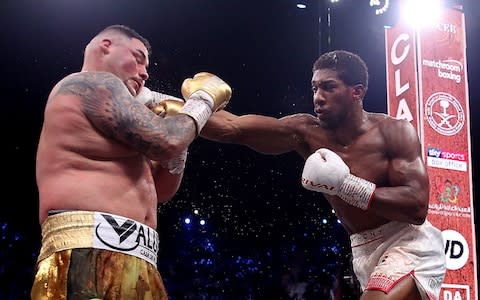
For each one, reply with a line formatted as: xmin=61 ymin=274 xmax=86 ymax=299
xmin=134 ymin=49 xmax=148 ymax=68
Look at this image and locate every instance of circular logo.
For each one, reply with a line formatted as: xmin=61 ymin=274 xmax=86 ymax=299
xmin=442 ymin=229 xmax=469 ymax=270
xmin=425 ymin=92 xmax=464 ymax=136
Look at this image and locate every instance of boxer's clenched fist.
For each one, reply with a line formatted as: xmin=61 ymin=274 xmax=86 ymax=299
xmin=301 ymin=148 xmax=376 ymax=210
xmin=302 ymin=148 xmax=349 ymax=195
xmin=149 ymin=99 xmax=184 ymax=117
xmin=181 ymin=72 xmax=232 ymax=112
xmin=179 ymin=72 xmax=232 ymax=134
xmin=135 ymin=87 xmax=188 ymax=173
xmin=135 ymin=87 xmax=184 ymax=116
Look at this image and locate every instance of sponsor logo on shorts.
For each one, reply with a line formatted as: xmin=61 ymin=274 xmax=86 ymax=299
xmin=93 ymin=213 xmax=159 ymax=266
xmin=442 ymin=230 xmax=469 ymax=271
xmin=350 ymin=229 xmax=384 ymax=248
xmin=428 ymin=276 xmax=443 ymax=291
xmin=425 ymin=92 xmax=464 ymax=136
xmin=427 ymin=147 xmax=467 ymax=172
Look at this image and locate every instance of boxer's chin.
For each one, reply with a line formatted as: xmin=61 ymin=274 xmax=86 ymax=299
xmin=125 ymin=80 xmax=139 ymax=96
xmin=128 ymin=86 xmax=137 ymax=97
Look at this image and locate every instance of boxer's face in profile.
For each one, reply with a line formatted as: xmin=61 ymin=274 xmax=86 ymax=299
xmin=311 ymin=69 xmax=354 ymax=128
xmin=102 ymin=36 xmax=150 ymax=96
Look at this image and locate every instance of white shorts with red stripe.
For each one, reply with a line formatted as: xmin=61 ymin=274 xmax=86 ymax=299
xmin=350 ymin=220 xmax=446 ymax=300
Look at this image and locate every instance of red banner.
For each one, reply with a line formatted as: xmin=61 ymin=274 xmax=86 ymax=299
xmin=386 ymin=6 xmax=477 ymax=300
xmin=385 ymin=18 xmax=420 ymax=131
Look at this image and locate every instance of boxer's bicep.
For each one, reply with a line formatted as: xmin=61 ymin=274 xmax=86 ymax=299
xmin=371 ymin=119 xmax=429 ymax=223
xmin=386 ymin=119 xmax=429 ymax=197
xmin=385 ymin=148 xmax=429 ymax=223
xmin=57 ymin=72 xmax=196 ymax=160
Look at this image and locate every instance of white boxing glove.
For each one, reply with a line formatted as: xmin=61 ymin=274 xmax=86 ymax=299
xmin=161 ymin=148 xmax=188 ymax=174
xmin=301 ymin=148 xmax=376 ymax=210
xmin=135 ymin=86 xmax=154 ymax=105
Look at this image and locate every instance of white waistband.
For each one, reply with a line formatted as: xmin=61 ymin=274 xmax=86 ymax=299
xmin=350 ymin=221 xmax=409 ymax=248
xmin=93 ymin=212 xmax=159 ymax=267
xmin=40 ymin=211 xmax=159 ymax=268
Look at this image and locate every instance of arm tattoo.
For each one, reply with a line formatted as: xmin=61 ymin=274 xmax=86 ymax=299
xmin=55 ymin=72 xmax=195 ymax=157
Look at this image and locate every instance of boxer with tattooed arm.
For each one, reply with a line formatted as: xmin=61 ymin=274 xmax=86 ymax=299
xmin=32 ymin=24 xmax=231 ymax=300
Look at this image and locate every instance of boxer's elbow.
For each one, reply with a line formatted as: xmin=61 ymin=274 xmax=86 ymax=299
xmin=411 ymin=211 xmax=427 ymax=225
xmin=200 ymin=124 xmax=241 ymax=144
xmin=410 ymin=196 xmax=428 ymax=225
xmin=157 ymin=191 xmax=176 ymax=204
xmin=146 ymin=139 xmax=186 ymax=161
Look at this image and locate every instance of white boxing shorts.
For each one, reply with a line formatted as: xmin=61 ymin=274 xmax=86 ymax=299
xmin=350 ymin=220 xmax=446 ymax=300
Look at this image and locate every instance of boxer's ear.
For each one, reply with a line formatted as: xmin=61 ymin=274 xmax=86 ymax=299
xmin=352 ymin=84 xmax=365 ymax=102
xmin=99 ymin=39 xmax=113 ymax=54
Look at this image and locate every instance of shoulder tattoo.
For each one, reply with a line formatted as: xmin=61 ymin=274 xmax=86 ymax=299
xmin=55 ymin=72 xmax=195 ymax=156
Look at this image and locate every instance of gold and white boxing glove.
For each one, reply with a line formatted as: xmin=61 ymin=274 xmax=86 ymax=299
xmin=179 ymin=72 xmax=232 ymax=134
xmin=149 ymin=99 xmax=184 ymax=117
xmin=135 ymin=87 xmax=187 ymax=174
xmin=135 ymin=86 xmax=185 ymax=116
xmin=181 ymin=72 xmax=232 ymax=111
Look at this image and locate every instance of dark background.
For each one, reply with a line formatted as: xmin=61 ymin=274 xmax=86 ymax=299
xmin=0 ymin=0 xmax=478 ymax=299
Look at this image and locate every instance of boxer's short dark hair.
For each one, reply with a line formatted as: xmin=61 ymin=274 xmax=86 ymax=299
xmin=313 ymin=50 xmax=369 ymax=91
xmin=99 ymin=24 xmax=152 ymax=56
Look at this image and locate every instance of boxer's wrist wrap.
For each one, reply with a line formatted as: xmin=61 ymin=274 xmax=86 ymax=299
xmin=179 ymin=97 xmax=213 ymax=135
xmin=338 ymin=174 xmax=376 ymax=210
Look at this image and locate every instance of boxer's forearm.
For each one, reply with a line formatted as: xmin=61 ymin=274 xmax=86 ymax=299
xmin=367 ymin=185 xmax=428 ymax=225
xmin=200 ymin=110 xmax=237 ymax=140
xmin=201 ymin=111 xmax=298 ymax=155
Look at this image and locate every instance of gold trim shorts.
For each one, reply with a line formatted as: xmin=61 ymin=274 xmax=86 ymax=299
xmin=31 ymin=211 xmax=168 ymax=300
xmin=350 ymin=220 xmax=446 ymax=300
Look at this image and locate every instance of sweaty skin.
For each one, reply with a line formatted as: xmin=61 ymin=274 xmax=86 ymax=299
xmin=201 ymin=68 xmax=429 ymax=235
xmin=36 ymin=35 xmax=197 ymax=228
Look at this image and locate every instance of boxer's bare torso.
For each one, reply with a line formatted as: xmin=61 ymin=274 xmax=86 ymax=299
xmin=37 ymin=79 xmax=158 ymax=227
xmin=279 ymin=112 xmax=412 ymax=234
